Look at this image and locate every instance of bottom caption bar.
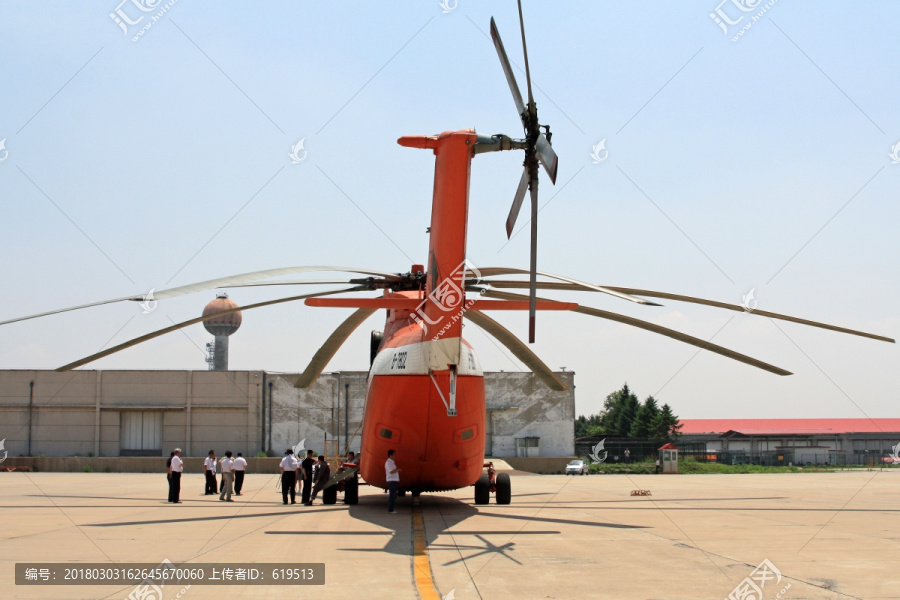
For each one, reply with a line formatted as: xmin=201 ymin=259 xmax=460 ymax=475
xmin=16 ymin=562 xmax=324 ymax=585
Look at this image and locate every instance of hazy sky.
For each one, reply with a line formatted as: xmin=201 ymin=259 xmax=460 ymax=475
xmin=1 ymin=1 xmax=897 ymax=420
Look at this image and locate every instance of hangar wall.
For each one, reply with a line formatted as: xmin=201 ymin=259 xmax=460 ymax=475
xmin=0 ymin=369 xmax=575 ymax=459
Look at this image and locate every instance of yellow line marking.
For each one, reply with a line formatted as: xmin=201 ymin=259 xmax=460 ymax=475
xmin=412 ymin=499 xmax=442 ymax=600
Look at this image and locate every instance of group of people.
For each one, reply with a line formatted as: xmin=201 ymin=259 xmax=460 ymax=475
xmin=278 ymin=449 xmax=359 ymax=506
xmin=204 ymin=450 xmax=248 ymax=501
xmin=165 ymin=447 xmax=402 ymax=512
xmin=164 ymin=448 xmax=247 ymax=503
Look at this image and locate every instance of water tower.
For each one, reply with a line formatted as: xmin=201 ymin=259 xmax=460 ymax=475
xmin=202 ymin=292 xmax=242 ymax=370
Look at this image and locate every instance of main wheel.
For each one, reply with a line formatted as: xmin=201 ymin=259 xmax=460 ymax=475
xmin=474 ymin=472 xmax=490 ymax=505
xmin=344 ymin=478 xmax=358 ymax=505
xmin=323 ymin=485 xmax=338 ymax=505
xmin=495 ymin=473 xmax=511 ymax=505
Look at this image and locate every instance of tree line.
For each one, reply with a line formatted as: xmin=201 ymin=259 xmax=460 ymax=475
xmin=575 ymin=383 xmax=682 ymax=442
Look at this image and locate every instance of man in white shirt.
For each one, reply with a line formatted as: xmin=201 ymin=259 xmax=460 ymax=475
xmin=279 ymin=449 xmax=299 ymax=505
xmin=168 ymin=448 xmax=183 ymax=503
xmin=232 ymin=452 xmax=248 ymax=496
xmin=203 ymin=450 xmax=217 ymax=495
xmin=219 ymin=451 xmax=235 ymax=501
xmin=385 ymin=449 xmax=401 ymax=513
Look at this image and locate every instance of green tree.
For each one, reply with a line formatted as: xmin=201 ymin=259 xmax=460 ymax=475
xmin=598 ymin=383 xmax=640 ymax=435
xmin=629 ymin=396 xmax=660 ymax=438
xmin=649 ymin=403 xmax=682 ymax=442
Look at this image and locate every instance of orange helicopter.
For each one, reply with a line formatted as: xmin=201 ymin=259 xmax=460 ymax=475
xmin=1 ymin=4 xmax=893 ymax=504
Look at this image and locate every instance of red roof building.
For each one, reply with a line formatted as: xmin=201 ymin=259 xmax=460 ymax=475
xmin=677 ymin=419 xmax=900 ymax=466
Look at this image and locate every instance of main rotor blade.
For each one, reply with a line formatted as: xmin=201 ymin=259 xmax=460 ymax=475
xmin=0 ymin=266 xmax=397 ymax=327
xmin=471 ymin=268 xmax=660 ymax=306
xmin=477 ymin=280 xmax=895 ymax=344
xmin=464 ymin=309 xmax=566 ymax=391
xmin=603 ymin=287 xmax=896 ymax=344
xmin=151 ymin=266 xmax=398 ymax=300
xmin=294 ymin=307 xmax=378 ymax=389
xmin=506 ymin=167 xmax=529 ymax=238
xmin=535 ymin=133 xmax=558 ymax=184
xmin=490 ymin=17 xmax=527 ymax=125
xmin=480 ymin=289 xmax=793 ymax=376
xmin=55 ymin=286 xmax=367 ymax=372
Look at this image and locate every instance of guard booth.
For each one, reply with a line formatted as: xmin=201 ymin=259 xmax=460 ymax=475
xmin=658 ymin=443 xmax=679 ymax=474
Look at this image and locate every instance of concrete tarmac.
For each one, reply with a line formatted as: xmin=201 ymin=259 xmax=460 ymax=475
xmin=0 ymin=470 xmax=897 ymax=599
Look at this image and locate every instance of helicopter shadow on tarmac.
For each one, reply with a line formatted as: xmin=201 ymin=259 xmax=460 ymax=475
xmin=265 ymin=489 xmax=647 ymax=560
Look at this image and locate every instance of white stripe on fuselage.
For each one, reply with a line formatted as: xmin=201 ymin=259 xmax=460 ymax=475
xmin=370 ymin=337 xmax=483 ymax=377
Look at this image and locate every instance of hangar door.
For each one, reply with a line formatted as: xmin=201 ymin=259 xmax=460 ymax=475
xmin=120 ymin=411 xmax=163 ymax=456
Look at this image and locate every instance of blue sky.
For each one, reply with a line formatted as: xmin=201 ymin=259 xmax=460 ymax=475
xmin=0 ymin=1 xmax=897 ymax=419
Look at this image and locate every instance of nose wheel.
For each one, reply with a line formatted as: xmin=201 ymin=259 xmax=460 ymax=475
xmin=475 ymin=462 xmax=511 ymax=505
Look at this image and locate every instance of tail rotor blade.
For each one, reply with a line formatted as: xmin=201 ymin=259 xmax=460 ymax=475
xmin=516 ymin=0 xmax=535 ymax=115
xmin=506 ymin=167 xmax=530 ymax=237
xmin=535 ymin=133 xmax=558 ymax=184
xmin=490 ymin=17 xmax=527 ymax=124
xmin=528 ymin=171 xmax=539 ymax=343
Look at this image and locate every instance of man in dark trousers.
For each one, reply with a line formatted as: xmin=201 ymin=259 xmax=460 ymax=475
xmin=306 ymin=455 xmax=331 ymax=506
xmin=203 ymin=450 xmax=217 ymax=495
xmin=300 ymin=450 xmax=315 ymax=504
xmin=232 ymin=452 xmax=247 ymax=495
xmin=168 ymin=448 xmax=183 ymax=503
xmin=385 ymin=449 xmax=400 ymax=513
xmin=279 ymin=449 xmax=298 ymax=505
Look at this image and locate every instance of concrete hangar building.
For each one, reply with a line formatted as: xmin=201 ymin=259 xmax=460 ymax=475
xmin=0 ymin=369 xmax=575 ymax=460
xmin=680 ymin=419 xmax=900 ymax=465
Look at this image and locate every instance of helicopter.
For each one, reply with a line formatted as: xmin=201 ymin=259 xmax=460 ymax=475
xmin=1 ymin=2 xmax=893 ymax=504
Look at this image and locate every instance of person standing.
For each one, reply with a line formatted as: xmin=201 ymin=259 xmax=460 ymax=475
xmin=385 ymin=449 xmax=401 ymax=513
xmin=306 ymin=455 xmax=331 ymax=506
xmin=280 ymin=449 xmax=298 ymax=505
xmin=655 ymin=457 xmax=661 ymax=474
xmin=624 ymin=449 xmax=631 ymax=463
xmin=300 ymin=450 xmax=315 ymax=505
xmin=219 ymin=451 xmax=235 ymax=501
xmin=232 ymin=452 xmax=247 ymax=495
xmin=203 ymin=450 xmax=217 ymax=495
xmin=168 ymin=448 xmax=183 ymax=503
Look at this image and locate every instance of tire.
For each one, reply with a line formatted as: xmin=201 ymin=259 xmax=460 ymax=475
xmin=370 ymin=331 xmax=383 ymax=366
xmin=323 ymin=485 xmax=338 ymax=505
xmin=474 ymin=472 xmax=490 ymax=505
xmin=495 ymin=473 xmax=511 ymax=505
xmin=344 ymin=478 xmax=358 ymax=505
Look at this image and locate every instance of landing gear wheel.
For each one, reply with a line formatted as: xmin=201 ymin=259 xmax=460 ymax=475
xmin=474 ymin=472 xmax=490 ymax=505
xmin=344 ymin=478 xmax=358 ymax=505
xmin=495 ymin=473 xmax=511 ymax=505
xmin=323 ymin=485 xmax=338 ymax=505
